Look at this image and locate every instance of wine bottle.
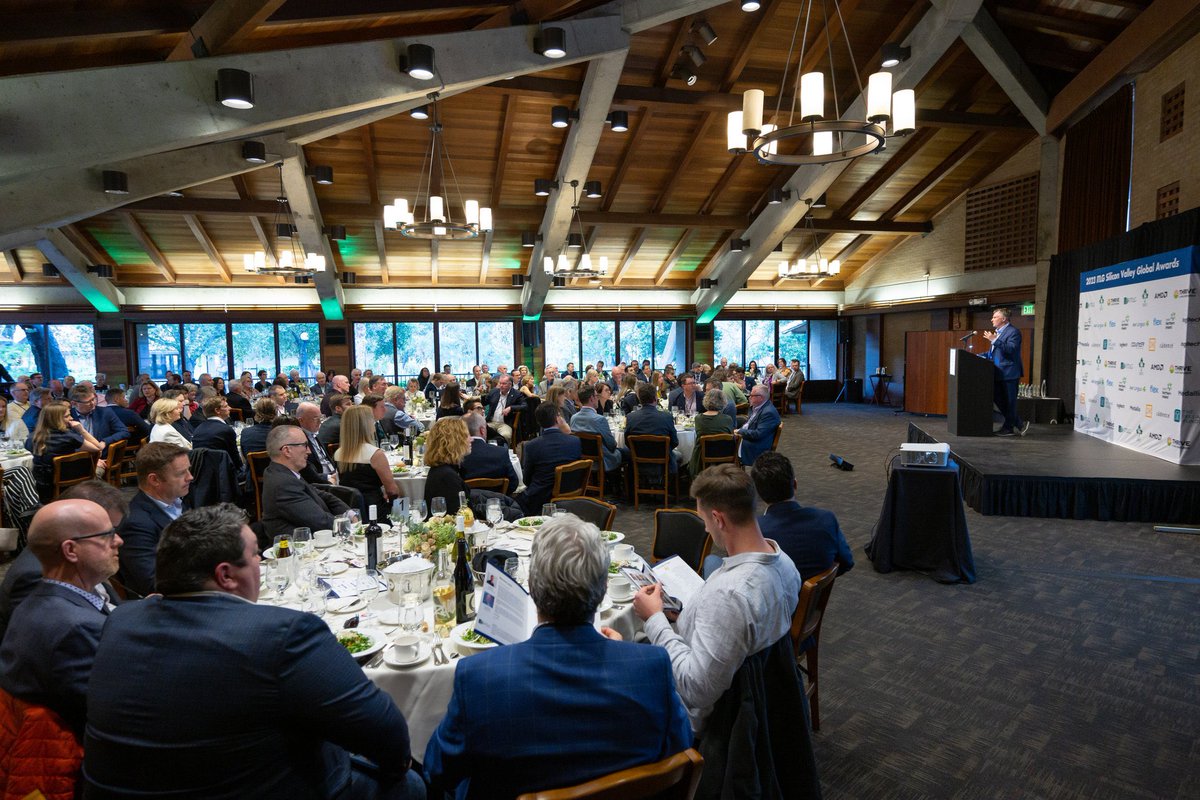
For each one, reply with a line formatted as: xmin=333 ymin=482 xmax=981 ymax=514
xmin=453 ymin=515 xmax=474 ymax=622
xmin=365 ymin=505 xmax=382 ymax=571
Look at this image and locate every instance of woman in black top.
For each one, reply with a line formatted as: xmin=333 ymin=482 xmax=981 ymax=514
xmin=436 ymin=383 xmax=464 ymax=419
xmin=29 ymin=401 xmax=103 ymax=501
xmin=417 ymin=368 xmax=432 ymax=392
xmin=212 ymin=376 xmax=226 ymax=396
xmin=422 ymin=416 xmax=472 ymax=516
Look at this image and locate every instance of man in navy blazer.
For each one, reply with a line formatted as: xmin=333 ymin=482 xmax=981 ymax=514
xmin=260 ymin=425 xmax=351 ymax=540
xmin=83 ymin=504 xmax=422 ymax=800
xmin=426 ymin=517 xmax=691 ymax=798
xmin=117 ymin=442 xmax=193 ymax=597
xmin=625 ymin=383 xmax=681 ymax=476
xmin=104 ymin=388 xmax=151 ymax=440
xmin=751 ymin=452 xmax=853 ymax=581
xmin=191 ymin=396 xmax=243 ymax=470
xmin=461 ymin=412 xmax=520 ymax=494
xmin=519 ymin=403 xmax=582 ymax=514
xmin=0 ymin=499 xmax=123 ymax=734
xmin=68 ymin=384 xmax=129 ymax=456
xmin=983 ymin=307 xmax=1028 ymax=436
xmin=737 ymin=384 xmax=780 ymax=466
xmin=484 ymin=374 xmax=525 ymax=444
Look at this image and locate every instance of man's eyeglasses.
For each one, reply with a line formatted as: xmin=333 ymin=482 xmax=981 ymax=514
xmin=281 ymin=441 xmax=310 ymax=450
xmin=70 ymin=528 xmax=118 ymax=542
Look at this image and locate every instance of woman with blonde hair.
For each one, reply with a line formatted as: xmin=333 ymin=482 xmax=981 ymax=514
xmin=618 ymin=373 xmax=639 ymax=415
xmin=422 ymin=416 xmax=473 ymax=517
xmin=335 ymin=404 xmax=400 ymax=517
xmin=29 ymin=401 xmax=104 ymax=500
xmin=149 ymin=397 xmax=192 ymax=449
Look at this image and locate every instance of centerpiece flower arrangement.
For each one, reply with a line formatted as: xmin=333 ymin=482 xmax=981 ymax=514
xmin=404 ymin=516 xmax=458 ymax=558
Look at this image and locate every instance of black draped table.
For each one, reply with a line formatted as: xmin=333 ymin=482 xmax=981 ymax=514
xmin=865 ymin=456 xmax=976 ymax=584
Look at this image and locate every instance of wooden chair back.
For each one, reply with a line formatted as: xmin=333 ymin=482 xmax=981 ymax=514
xmin=626 ymin=434 xmax=673 ymax=509
xmin=118 ymin=436 xmax=147 ymax=484
xmin=51 ymin=451 xmax=97 ymax=499
xmin=509 ymin=409 xmax=524 ymax=445
xmin=228 ymin=407 xmax=244 ymax=422
xmin=792 ymin=380 xmax=805 ymax=414
xmin=516 ymin=748 xmax=704 ymax=800
xmin=552 ymin=459 xmax=593 ymax=501
xmin=465 ymin=477 xmax=507 ymax=493
xmin=789 ymin=563 xmax=839 ymax=730
xmin=246 ymin=451 xmax=271 ymax=520
xmin=552 ymin=497 xmax=617 ymax=531
xmin=770 ymin=422 xmax=783 ymax=452
xmin=734 ymin=401 xmax=749 ymax=416
xmin=697 ymin=433 xmax=738 ymax=472
xmin=652 ymin=508 xmax=712 ymax=573
xmin=103 ymin=439 xmax=128 ymax=487
xmin=572 ymin=431 xmax=606 ymax=497
xmin=769 ymin=380 xmax=786 ymax=414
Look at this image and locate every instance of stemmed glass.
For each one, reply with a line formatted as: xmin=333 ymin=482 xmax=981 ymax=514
xmin=359 ymin=569 xmax=382 ymax=609
xmin=486 ymin=498 xmax=503 ymax=528
xmin=541 ymin=503 xmax=556 ymax=518
xmin=291 ymin=528 xmax=312 ymax=561
xmin=388 ymin=434 xmax=400 ymax=451
xmin=431 ymin=496 xmax=447 ymax=518
xmin=410 ymin=500 xmax=428 ymax=526
xmin=334 ymin=514 xmax=354 ymax=548
xmin=266 ymin=561 xmax=291 ymax=603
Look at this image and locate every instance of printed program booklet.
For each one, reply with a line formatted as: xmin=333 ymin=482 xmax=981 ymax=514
xmin=472 ymin=563 xmax=538 ymax=645
xmin=619 ymin=555 xmax=705 ymax=614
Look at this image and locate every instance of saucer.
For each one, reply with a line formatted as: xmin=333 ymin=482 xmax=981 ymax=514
xmin=607 ymin=590 xmax=634 ymax=603
xmin=316 ymin=562 xmax=348 ymax=577
xmin=315 ymin=540 xmax=338 ymax=549
xmin=384 ymin=641 xmax=432 ymax=668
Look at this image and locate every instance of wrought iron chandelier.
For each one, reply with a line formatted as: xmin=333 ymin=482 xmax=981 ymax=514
xmin=543 ymin=180 xmax=608 ymax=281
xmin=243 ymin=163 xmax=326 ymax=275
xmin=728 ymin=0 xmax=916 ymax=166
xmin=382 ymin=92 xmax=493 ymax=239
xmin=778 ymin=202 xmax=840 ymax=280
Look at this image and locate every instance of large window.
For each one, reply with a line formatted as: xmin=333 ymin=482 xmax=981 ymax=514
xmin=618 ymin=321 xmax=652 ymax=367
xmin=353 ymin=321 xmax=511 ymax=382
xmin=709 ymin=317 xmax=837 ymax=379
xmin=477 ymin=322 xmax=515 ymax=374
xmin=136 ymin=322 xmax=322 ymax=383
xmin=580 ymin=321 xmax=615 ymax=371
xmin=713 ymin=320 xmax=742 ymax=367
xmin=744 ymin=320 xmax=776 ymax=369
xmin=0 ymin=323 xmax=97 ymax=382
xmin=183 ymin=324 xmax=228 ymax=379
xmin=654 ymin=320 xmax=687 ymax=372
xmin=395 ymin=323 xmax=436 ymax=380
xmin=808 ymin=320 xmax=838 ymax=380
xmin=777 ymin=320 xmax=809 ymax=373
xmin=543 ymin=320 xmax=687 ymax=375
xmin=355 ymin=323 xmax=396 ymax=381
xmin=544 ymin=322 xmax=580 ymax=374
xmin=438 ymin=322 xmax=476 ymax=377
xmin=232 ymin=323 xmax=276 ymax=379
xmin=278 ymin=322 xmax=320 ymax=378
xmin=136 ymin=324 xmax=181 ymax=382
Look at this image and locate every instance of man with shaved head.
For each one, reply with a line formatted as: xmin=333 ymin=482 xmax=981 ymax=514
xmin=0 ymin=498 xmax=124 ymax=733
xmin=321 ymin=374 xmax=351 ymax=416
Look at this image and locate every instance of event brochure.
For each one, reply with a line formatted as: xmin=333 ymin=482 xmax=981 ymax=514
xmin=472 ymin=563 xmax=538 ymax=645
xmin=619 ymin=555 xmax=706 ymax=614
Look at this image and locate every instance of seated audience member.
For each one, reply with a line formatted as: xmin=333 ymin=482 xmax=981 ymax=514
xmin=335 ymin=405 xmax=401 ymax=517
xmin=295 ymin=401 xmax=337 ymax=483
xmin=105 ymin=387 xmax=151 ymax=439
xmin=225 ymin=380 xmax=254 ymax=418
xmin=320 ymin=374 xmax=351 ymax=416
xmin=713 ymin=369 xmax=747 ymax=407
xmin=191 ymin=396 xmax=242 ymax=469
xmin=689 ymin=389 xmax=736 ymax=476
xmin=783 ymin=358 xmax=805 ymax=409
xmin=0 ymin=481 xmax=128 ymax=646
xmin=461 ymin=412 xmax=520 ymax=494
xmin=6 ymin=381 xmax=32 ymax=430
xmin=520 ymin=402 xmax=583 ymax=515
xmin=128 ymin=381 xmax=161 ymax=419
xmin=82 ymin=504 xmax=423 ymax=800
xmin=148 ymin=397 xmax=192 ymax=450
xmin=318 ymin=392 xmax=352 ymax=448
xmin=22 ymin=387 xmax=52 ymax=433
xmin=239 ymin=397 xmax=278 ymax=461
xmin=356 ymin=374 xmax=388 ymax=404
xmin=117 ymin=442 xmax=193 ymax=596
xmin=596 ymin=381 xmax=615 ymax=416
xmin=0 ymin=499 xmax=124 ymax=733
xmin=28 ymin=401 xmax=103 ymax=500
xmin=426 ymin=516 xmax=691 ymax=797
xmin=161 ymin=389 xmax=196 ymax=437
xmin=68 ymin=383 xmax=129 ymax=456
xmin=750 ymin=451 xmax=853 ymax=581
xmin=360 ymin=394 xmax=391 ymax=445
xmin=617 ymin=374 xmax=640 ymax=416
xmin=0 ymin=394 xmax=28 ymax=443
xmin=569 ymin=385 xmax=623 ymax=474
xmin=625 ymin=383 xmax=680 ymax=476
xmin=422 ymin=417 xmax=474 ymax=517
xmin=266 ymin=383 xmax=288 ymax=416
xmin=436 ymin=383 xmax=465 ymax=419
xmin=704 ymin=378 xmax=738 ymax=424
xmin=484 ymin=374 xmax=525 ymax=444
xmin=261 ymin=425 xmax=351 ymax=539
xmin=736 ymin=384 xmax=781 ymax=466
xmin=669 ymin=375 xmax=701 ymax=415
xmin=633 ymin=465 xmax=801 ymax=733
xmin=383 ymin=386 xmax=425 ymax=435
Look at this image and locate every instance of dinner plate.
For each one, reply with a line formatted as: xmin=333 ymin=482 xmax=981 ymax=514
xmin=513 ymin=516 xmax=547 ymax=531
xmin=316 ymin=562 xmax=348 ymax=577
xmin=600 ymin=531 xmax=624 ymax=547
xmin=336 ymin=626 xmax=387 ymax=661
xmin=315 ymin=540 xmax=339 ymax=549
xmin=451 ymin=621 xmax=498 ymax=655
xmin=597 ymin=596 xmax=614 ymax=615
xmin=326 ymin=596 xmax=368 ymax=614
xmin=384 ymin=640 xmax=432 ymax=668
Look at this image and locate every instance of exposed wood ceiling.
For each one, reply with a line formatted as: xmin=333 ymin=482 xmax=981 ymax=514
xmin=0 ymin=0 xmax=1154 ymax=299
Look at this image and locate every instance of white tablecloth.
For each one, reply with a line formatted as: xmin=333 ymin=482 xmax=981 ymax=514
xmin=612 ymin=425 xmax=696 ymax=464
xmin=0 ymin=450 xmax=34 ymax=473
xmin=386 ymin=452 xmax=524 ymax=499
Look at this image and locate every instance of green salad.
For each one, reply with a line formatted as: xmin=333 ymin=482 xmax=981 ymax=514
xmin=609 ymin=562 xmax=623 ymax=575
xmin=460 ymin=628 xmax=487 ymax=644
xmin=337 ymin=631 xmax=373 ymax=654
xmin=602 ymin=531 xmax=618 ymax=541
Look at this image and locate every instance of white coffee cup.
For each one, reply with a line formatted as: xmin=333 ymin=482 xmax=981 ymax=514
xmin=392 ymin=634 xmax=420 ymax=660
xmin=314 ymin=529 xmax=335 ymax=547
xmin=608 ymin=574 xmax=633 ymax=601
xmin=613 ymin=543 xmax=635 ymax=562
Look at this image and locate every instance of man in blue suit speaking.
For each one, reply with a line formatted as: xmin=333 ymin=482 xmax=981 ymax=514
xmin=983 ymin=307 xmax=1028 ymax=436
xmin=425 ymin=515 xmax=691 ymax=798
xmin=736 ymin=384 xmax=781 ymax=466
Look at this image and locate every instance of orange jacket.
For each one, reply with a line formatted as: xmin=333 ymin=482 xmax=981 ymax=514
xmin=0 ymin=689 xmax=81 ymax=800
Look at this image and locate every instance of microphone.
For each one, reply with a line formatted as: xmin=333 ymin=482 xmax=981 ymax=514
xmin=960 ymin=331 xmax=977 ymax=342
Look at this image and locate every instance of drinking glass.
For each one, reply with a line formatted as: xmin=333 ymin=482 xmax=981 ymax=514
xmin=399 ymin=592 xmax=423 ymax=633
xmin=296 ymin=564 xmax=318 ymax=598
xmin=389 ymin=434 xmax=400 ymax=451
xmin=291 ymin=528 xmax=312 ymax=560
xmin=359 ymin=569 xmax=382 ymax=608
xmin=485 ymin=498 xmax=503 ymax=528
xmin=431 ymin=496 xmax=447 ymax=518
xmin=301 ymin=590 xmax=328 ymax=617
xmin=541 ymin=503 xmax=556 ymax=518
xmin=410 ymin=500 xmax=428 ymax=525
xmin=334 ymin=514 xmax=354 ymax=546
xmin=267 ymin=561 xmax=291 ymax=603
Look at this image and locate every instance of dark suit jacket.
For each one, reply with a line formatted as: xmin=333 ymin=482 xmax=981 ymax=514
xmin=192 ymin=418 xmax=242 ymax=469
xmin=239 ymin=421 xmax=272 ymax=461
xmin=626 ymin=404 xmax=680 ymax=476
xmin=303 ymin=429 xmax=334 ymax=484
xmin=759 ymin=500 xmax=854 ymax=582
xmin=461 ymin=438 xmax=519 ymax=494
xmin=0 ymin=581 xmax=107 ymax=733
xmin=738 ymin=401 xmax=781 ymax=466
xmin=82 ymin=593 xmax=412 ymax=800
xmin=989 ymin=324 xmax=1024 ymax=381
xmin=117 ymin=490 xmax=175 ymax=596
xmin=425 ymin=624 xmax=692 ymax=800
xmin=227 ymin=391 xmax=253 ymax=419
xmin=0 ymin=546 xmax=41 ymax=643
xmin=71 ymin=406 xmax=129 ymax=451
xmin=317 ymin=413 xmax=342 ymax=448
xmin=260 ymin=462 xmax=350 ymax=540
xmin=108 ymin=404 xmax=151 ymax=440
xmin=484 ymin=388 xmax=525 ymax=424
xmin=21 ymin=404 xmax=39 ymax=432
xmin=670 ymin=389 xmax=701 ymax=415
xmin=171 ymin=417 xmax=194 ymax=442
xmin=520 ymin=427 xmax=582 ymax=513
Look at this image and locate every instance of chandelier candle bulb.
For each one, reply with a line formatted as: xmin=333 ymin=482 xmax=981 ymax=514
xmin=580 ymin=253 xmax=592 ymax=271
xmin=891 ymin=90 xmax=916 ymax=135
xmin=479 ymin=207 xmax=493 ymax=231
xmin=383 ymin=205 xmax=399 ymax=230
xmin=557 ymin=253 xmax=568 ymax=272
xmin=544 ymin=256 xmax=554 ymax=274
xmin=830 ymin=259 xmax=841 ymax=275
xmin=760 ymin=124 xmax=778 ymax=156
xmin=727 ymin=111 xmax=746 ymax=151
xmin=742 ymin=89 xmax=764 ymax=134
xmin=800 ymin=73 xmax=824 ymax=121
xmin=598 ymin=256 xmax=608 ymax=274
xmin=429 ymin=195 xmax=444 ymax=223
xmin=867 ymin=72 xmax=892 ymax=122
xmin=465 ymin=200 xmax=479 ymax=225
xmin=279 ymin=250 xmax=294 ymax=269
xmin=813 ymin=130 xmax=833 ymax=156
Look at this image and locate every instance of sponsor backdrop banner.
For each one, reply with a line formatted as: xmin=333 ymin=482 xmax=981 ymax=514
xmin=1075 ymin=246 xmax=1200 ymax=464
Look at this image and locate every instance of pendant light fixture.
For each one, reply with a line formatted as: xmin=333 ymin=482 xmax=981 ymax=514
xmin=243 ymin=163 xmax=327 ymax=276
xmin=543 ymin=180 xmax=607 ymax=279
xmin=777 ymin=201 xmax=841 ymax=280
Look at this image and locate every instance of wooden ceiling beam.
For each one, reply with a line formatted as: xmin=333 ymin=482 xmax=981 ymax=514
xmin=881 ymin=131 xmax=990 ymax=220
xmin=656 ymin=17 xmax=695 ymax=88
xmin=601 ymin=107 xmax=653 ymax=212
xmin=431 ymin=240 xmax=439 ymax=285
xmin=611 ymin=228 xmax=649 ymax=284
xmin=59 ymin=224 xmax=117 ymax=268
xmin=374 ymin=221 xmax=390 ymax=286
xmin=652 ymin=111 xmax=718 ymax=213
xmin=491 ymin=95 xmax=517 ymax=211
xmin=804 ymin=219 xmax=931 ymax=235
xmin=2 ymin=250 xmax=23 ymax=281
xmin=697 ymin=158 xmax=743 ymax=217
xmin=118 ymin=212 xmax=176 ymax=282
xmin=994 ymin=7 xmax=1125 ymax=46
xmin=719 ymin=0 xmax=782 ymax=92
xmin=471 ymin=0 xmax=591 ymax=29
xmin=183 ymin=214 xmax=233 ymax=283
xmin=655 ymin=229 xmax=698 ymax=285
xmin=167 ymin=0 xmax=287 ymax=61
xmin=232 ymin=174 xmax=280 ymax=270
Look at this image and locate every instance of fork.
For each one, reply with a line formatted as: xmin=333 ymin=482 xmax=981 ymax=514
xmin=432 ymin=641 xmax=448 ymax=666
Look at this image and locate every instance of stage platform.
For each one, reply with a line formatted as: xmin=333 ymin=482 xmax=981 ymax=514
xmin=907 ymin=420 xmax=1200 ymax=523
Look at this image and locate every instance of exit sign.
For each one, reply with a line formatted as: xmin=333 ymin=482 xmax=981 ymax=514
xmin=1021 ymin=303 xmax=1035 ymax=315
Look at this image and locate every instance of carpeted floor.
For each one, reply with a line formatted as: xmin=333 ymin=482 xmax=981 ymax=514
xmin=609 ymin=403 xmax=1199 ymax=800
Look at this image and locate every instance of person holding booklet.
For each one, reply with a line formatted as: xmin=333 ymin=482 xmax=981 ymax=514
xmin=424 ymin=516 xmax=692 ymax=799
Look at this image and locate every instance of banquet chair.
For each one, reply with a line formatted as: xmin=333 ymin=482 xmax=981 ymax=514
xmin=770 ymin=422 xmax=783 ymax=453
xmin=769 ymin=381 xmax=786 ymax=414
xmin=118 ymin=436 xmax=148 ymax=486
xmin=789 ymin=563 xmax=839 ymax=731
xmin=50 ymin=451 xmax=98 ymax=500
xmin=509 ymin=408 xmax=527 ymax=446
xmin=103 ymin=439 xmax=129 ymax=488
xmin=228 ymin=407 xmax=244 ymax=423
xmin=571 ymin=431 xmax=607 ymax=498
xmin=627 ymin=435 xmax=676 ymax=509
xmin=696 ymin=433 xmax=739 ymax=473
xmin=790 ymin=380 xmax=806 ymax=415
xmin=553 ymin=497 xmax=616 ymax=531
xmin=516 ymin=748 xmax=703 ymax=800
xmin=551 ymin=459 xmax=593 ymax=501
xmin=465 ymin=477 xmax=508 ymax=494
xmin=246 ymin=451 xmax=271 ymax=520
xmin=652 ymin=508 xmax=711 ymax=574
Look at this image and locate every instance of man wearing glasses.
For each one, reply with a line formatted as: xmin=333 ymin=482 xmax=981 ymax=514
xmin=0 ymin=499 xmax=124 ymax=734
xmin=260 ymin=425 xmax=350 ymax=540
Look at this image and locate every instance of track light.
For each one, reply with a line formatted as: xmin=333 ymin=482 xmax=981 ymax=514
xmin=700 ymin=278 xmax=717 ymax=289
xmin=692 ymin=19 xmax=718 ymax=45
xmin=403 ymin=44 xmax=435 ymax=80
xmin=536 ymin=26 xmax=567 ymax=59
xmin=341 ymin=271 xmax=356 ymax=285
xmin=42 ymin=263 xmax=59 ymax=277
xmin=307 ymin=165 xmax=334 ymax=185
xmin=551 ymin=105 xmax=579 ymax=128
xmin=881 ymin=42 xmax=911 ymax=69
xmin=767 ymin=187 xmax=791 ymax=205
xmin=812 ymin=192 xmax=828 ymax=209
xmin=741 ymin=1 xmax=761 ymax=11
xmin=730 ymin=238 xmax=748 ymax=253
xmin=411 ymin=105 xmax=429 ymax=120
xmin=552 ymin=276 xmax=567 ymax=287
xmin=511 ymin=274 xmax=526 ymax=287
xmin=216 ymin=68 xmax=254 ymax=109
xmin=583 ymin=181 xmax=602 ymax=199
xmin=241 ymin=140 xmax=267 ymax=163
xmin=86 ymin=264 xmax=114 ymax=278
xmin=102 ymin=170 xmax=129 ymax=195
xmin=671 ymin=64 xmax=698 ymax=86
xmin=521 ymin=232 xmax=541 ymax=248
xmin=163 ymin=190 xmax=184 ymax=198
xmin=607 ymin=110 xmax=629 ymax=132
xmin=534 ymin=178 xmax=558 ymax=197
xmin=567 ymin=233 xmax=583 ymax=249
xmin=682 ymin=44 xmax=706 ymax=68
xmin=325 ymin=225 xmax=347 ymax=241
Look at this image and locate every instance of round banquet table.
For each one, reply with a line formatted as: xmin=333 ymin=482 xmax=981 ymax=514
xmin=0 ymin=448 xmax=34 ymax=473
xmin=386 ymin=451 xmax=525 ymax=499
xmin=610 ymin=421 xmax=696 ymax=464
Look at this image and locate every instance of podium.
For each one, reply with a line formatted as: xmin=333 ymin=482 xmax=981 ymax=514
xmin=948 ymin=349 xmax=993 ymax=437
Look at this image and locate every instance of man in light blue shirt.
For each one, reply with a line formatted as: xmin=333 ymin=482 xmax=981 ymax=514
xmin=569 ymin=385 xmax=623 ymax=472
xmin=384 ymin=386 xmax=424 ymax=434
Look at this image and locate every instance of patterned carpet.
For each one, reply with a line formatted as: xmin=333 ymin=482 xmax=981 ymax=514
xmin=609 ymin=403 xmax=1200 ymax=800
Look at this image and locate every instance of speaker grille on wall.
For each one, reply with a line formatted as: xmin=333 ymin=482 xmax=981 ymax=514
xmin=520 ymin=321 xmax=541 ymax=348
xmin=325 ymin=325 xmax=347 ymax=346
xmin=98 ymin=328 xmax=124 ymax=348
xmin=694 ymin=323 xmax=712 ymax=343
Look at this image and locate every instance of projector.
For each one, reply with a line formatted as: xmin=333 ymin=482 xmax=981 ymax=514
xmin=899 ymin=442 xmax=950 ymax=467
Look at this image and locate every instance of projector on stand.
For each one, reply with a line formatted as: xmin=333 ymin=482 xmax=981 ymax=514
xmin=899 ymin=442 xmax=950 ymax=467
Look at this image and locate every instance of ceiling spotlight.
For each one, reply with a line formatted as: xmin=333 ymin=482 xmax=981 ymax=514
xmin=534 ymin=178 xmax=558 ymax=197
xmin=511 ymin=274 xmax=526 ymax=287
xmin=325 ymin=225 xmax=347 ymax=241
xmin=692 ymin=19 xmax=718 ymax=46
xmin=881 ymin=42 xmax=912 ymax=69
xmin=767 ymin=187 xmax=791 ymax=205
xmin=42 ymin=263 xmax=60 ymax=277
xmin=606 ymin=110 xmax=629 ymax=132
xmin=551 ymin=105 xmax=579 ymax=129
xmin=341 ymin=271 xmax=356 ymax=285
xmin=671 ymin=64 xmax=698 ymax=86
xmin=102 ymin=170 xmax=129 ymax=195
xmin=537 ymin=26 xmax=567 ymax=59
xmin=682 ymin=44 xmax=706 ymax=68
xmin=163 ymin=190 xmax=185 ymax=198
xmin=403 ymin=43 xmax=435 ymax=81
xmin=216 ymin=68 xmax=254 ymax=109
xmin=521 ymin=232 xmax=541 ymax=248
xmin=741 ymin=1 xmax=761 ymax=11
xmin=552 ymin=276 xmax=567 ymax=287
xmin=700 ymin=278 xmax=717 ymax=289
xmin=812 ymin=192 xmax=828 ymax=208
xmin=241 ymin=140 xmax=267 ymax=163
xmin=567 ymin=233 xmax=584 ymax=249
xmin=411 ymin=105 xmax=430 ymax=120
xmin=276 ymin=222 xmax=295 ymax=239
xmin=86 ymin=264 xmax=114 ymax=279
xmin=583 ymin=181 xmax=602 ymax=199
xmin=730 ymin=238 xmax=748 ymax=253
xmin=307 ymin=165 xmax=334 ymax=185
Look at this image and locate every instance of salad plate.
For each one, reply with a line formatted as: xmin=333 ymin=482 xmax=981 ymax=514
xmin=451 ymin=621 xmax=498 ymax=655
xmin=336 ymin=627 xmax=387 ymax=661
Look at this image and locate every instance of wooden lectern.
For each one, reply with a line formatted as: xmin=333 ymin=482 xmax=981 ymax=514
xmin=948 ymin=349 xmax=994 ymax=437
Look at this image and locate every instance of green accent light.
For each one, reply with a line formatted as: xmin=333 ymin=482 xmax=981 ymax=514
xmin=320 ymin=296 xmax=344 ymax=320
xmin=80 ymin=284 xmax=120 ymax=313
xmin=522 ymin=314 xmax=541 ymax=322
xmin=696 ymin=305 xmax=722 ymax=325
